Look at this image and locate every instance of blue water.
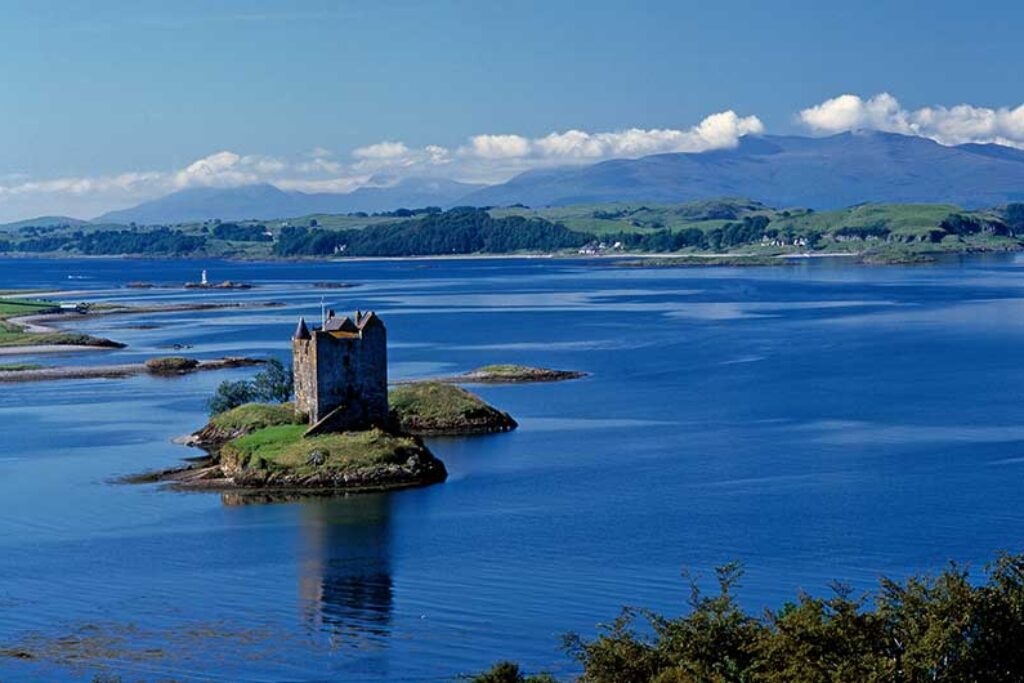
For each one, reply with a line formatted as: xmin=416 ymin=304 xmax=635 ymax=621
xmin=2 ymin=255 xmax=1024 ymax=681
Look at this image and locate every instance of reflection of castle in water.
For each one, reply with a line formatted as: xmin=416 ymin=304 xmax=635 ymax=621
xmin=297 ymin=494 xmax=394 ymax=642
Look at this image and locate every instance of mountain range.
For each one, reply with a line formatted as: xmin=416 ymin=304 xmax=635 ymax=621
xmin=68 ymin=131 xmax=1024 ymax=226
xmin=93 ymin=177 xmax=482 ymax=225
xmin=462 ymin=131 xmax=1024 ymax=209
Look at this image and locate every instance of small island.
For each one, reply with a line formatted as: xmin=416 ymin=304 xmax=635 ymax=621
xmin=450 ymin=364 xmax=587 ymax=384
xmin=390 ymin=382 xmax=517 ymax=435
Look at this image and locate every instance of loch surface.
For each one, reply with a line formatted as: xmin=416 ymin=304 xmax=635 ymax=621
xmin=2 ymin=255 xmax=1024 ymax=681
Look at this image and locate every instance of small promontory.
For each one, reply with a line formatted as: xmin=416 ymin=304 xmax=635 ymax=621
xmin=389 ymin=381 xmax=518 ymax=435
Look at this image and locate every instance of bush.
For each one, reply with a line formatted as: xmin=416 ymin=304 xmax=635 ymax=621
xmin=468 ymin=661 xmax=557 ymax=683
xmin=208 ymin=359 xmax=293 ymax=415
xmin=477 ymin=554 xmax=1024 ymax=683
xmin=208 ymin=379 xmax=257 ymax=416
xmin=251 ymin=358 xmax=293 ymax=404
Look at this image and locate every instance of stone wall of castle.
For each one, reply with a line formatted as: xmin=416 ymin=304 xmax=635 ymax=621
xmin=292 ymin=313 xmax=389 ymax=431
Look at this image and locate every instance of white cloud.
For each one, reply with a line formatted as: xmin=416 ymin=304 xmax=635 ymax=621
xmin=460 ymin=111 xmax=763 ymax=163
xmin=545 ymin=112 xmax=762 ymax=158
xmin=352 ymin=141 xmax=411 ymax=159
xmin=465 ymin=134 xmax=532 ymax=159
xmin=799 ymin=93 xmax=1024 ymax=148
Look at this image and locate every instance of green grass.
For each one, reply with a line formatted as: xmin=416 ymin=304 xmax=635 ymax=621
xmin=489 ymin=198 xmax=774 ymax=236
xmin=0 ymin=363 xmax=43 ymax=371
xmin=209 ymin=402 xmax=304 ymax=432
xmin=389 ymin=382 xmax=494 ymax=421
xmin=775 ymin=203 xmax=964 ymax=239
xmin=475 ymin=364 xmax=535 ymax=375
xmin=0 ymin=331 xmax=123 ymax=348
xmin=0 ymin=298 xmax=66 ymax=346
xmin=222 ymin=425 xmax=423 ymax=474
xmin=0 ymin=299 xmax=57 ymax=316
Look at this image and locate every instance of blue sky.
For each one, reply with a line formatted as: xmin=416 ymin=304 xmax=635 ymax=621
xmin=1 ymin=0 xmax=1023 ymax=220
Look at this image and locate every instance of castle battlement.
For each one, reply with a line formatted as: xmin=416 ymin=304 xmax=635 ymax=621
xmin=292 ymin=310 xmax=389 ymax=434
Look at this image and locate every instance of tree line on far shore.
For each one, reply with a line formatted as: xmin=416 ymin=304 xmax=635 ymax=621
xmin=2 ymin=203 xmax=1023 ymax=258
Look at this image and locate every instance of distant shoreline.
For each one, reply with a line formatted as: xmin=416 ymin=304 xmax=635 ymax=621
xmin=0 ymin=247 xmax=1018 ymax=268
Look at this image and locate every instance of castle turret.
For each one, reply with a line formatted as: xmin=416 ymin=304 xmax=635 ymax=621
xmin=292 ymin=310 xmax=389 ymax=433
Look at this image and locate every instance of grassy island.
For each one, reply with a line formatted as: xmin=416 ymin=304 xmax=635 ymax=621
xmin=218 ymin=425 xmax=446 ymax=491
xmin=165 ymin=401 xmax=447 ymax=493
xmin=389 ymin=382 xmax=518 ymax=435
xmin=456 ymin=364 xmax=586 ymax=383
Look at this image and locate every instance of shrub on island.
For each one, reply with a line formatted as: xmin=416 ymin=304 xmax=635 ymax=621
xmin=208 ymin=358 xmax=293 ymax=415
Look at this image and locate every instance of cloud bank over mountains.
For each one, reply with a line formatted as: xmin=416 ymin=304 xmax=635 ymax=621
xmin=799 ymin=93 xmax=1024 ymax=148
xmin=2 ymin=93 xmax=1023 ymax=221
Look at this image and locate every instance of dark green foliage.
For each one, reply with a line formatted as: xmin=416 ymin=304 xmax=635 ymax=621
xmin=16 ymin=235 xmax=72 ymax=252
xmin=212 ymin=222 xmax=272 ymax=242
xmin=208 ymin=379 xmax=256 ymax=416
xmin=14 ymin=228 xmax=206 ymax=255
xmin=481 ymin=554 xmax=1024 ymax=683
xmin=467 ymin=661 xmax=558 ymax=683
xmin=75 ymin=228 xmax=207 ymax=255
xmin=251 ymin=358 xmax=293 ymax=404
xmin=1004 ymin=203 xmax=1024 ymax=232
xmin=606 ymin=228 xmax=706 ymax=252
xmin=208 ymin=359 xmax=293 ymax=415
xmin=940 ymin=213 xmax=1010 ymax=237
xmin=273 ymin=207 xmax=591 ymax=256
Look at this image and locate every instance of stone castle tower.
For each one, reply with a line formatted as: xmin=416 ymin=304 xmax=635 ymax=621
xmin=292 ymin=310 xmax=388 ymax=434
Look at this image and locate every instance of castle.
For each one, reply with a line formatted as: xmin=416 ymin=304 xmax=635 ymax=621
xmin=292 ymin=310 xmax=389 ymax=434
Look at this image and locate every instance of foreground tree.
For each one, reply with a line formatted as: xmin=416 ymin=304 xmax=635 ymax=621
xmin=474 ymin=554 xmax=1024 ymax=682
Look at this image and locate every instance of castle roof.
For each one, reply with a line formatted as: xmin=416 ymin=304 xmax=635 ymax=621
xmin=357 ymin=311 xmax=383 ymax=330
xmin=323 ymin=314 xmax=359 ymax=336
xmin=293 ymin=317 xmax=311 ymax=340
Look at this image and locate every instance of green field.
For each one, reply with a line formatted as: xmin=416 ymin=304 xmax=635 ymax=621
xmin=489 ymin=198 xmax=773 ymax=236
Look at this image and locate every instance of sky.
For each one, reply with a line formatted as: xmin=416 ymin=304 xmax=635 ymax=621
xmin=1 ymin=0 xmax=1023 ymax=221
